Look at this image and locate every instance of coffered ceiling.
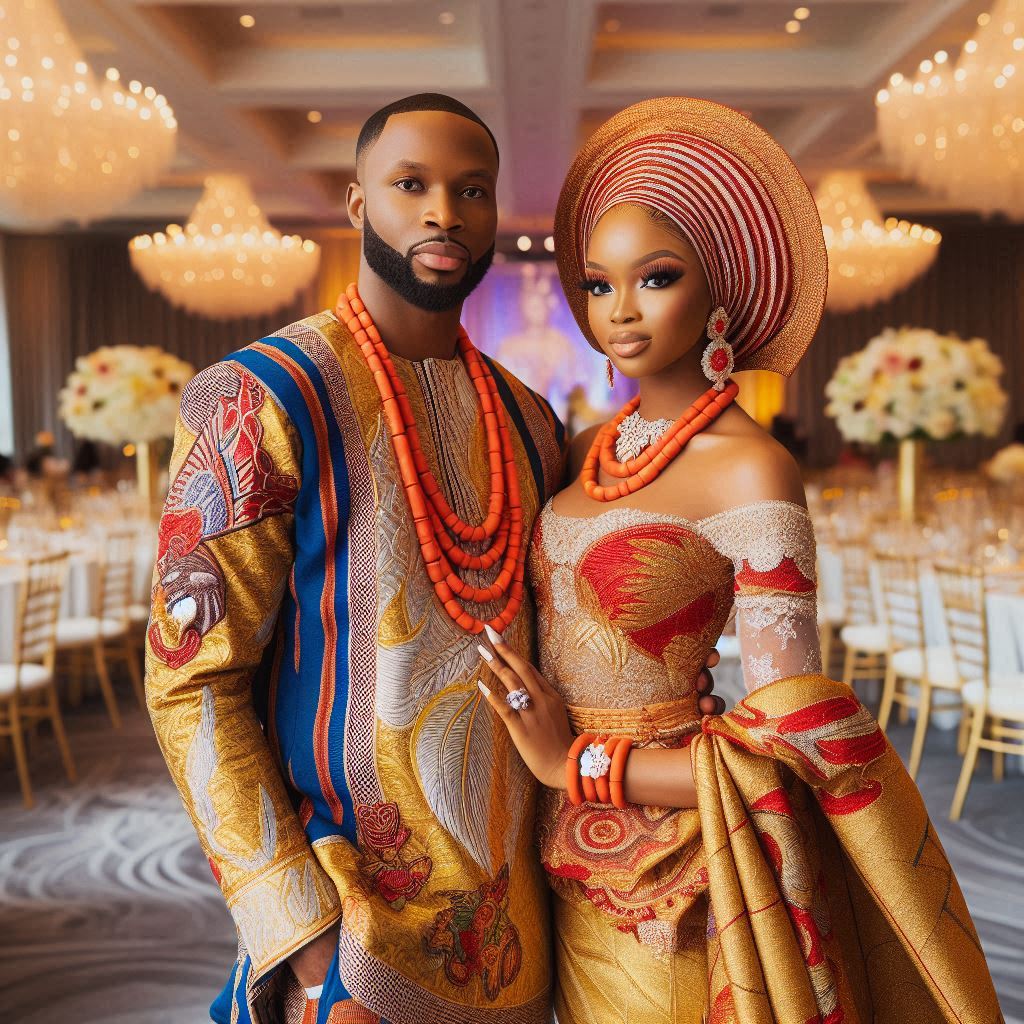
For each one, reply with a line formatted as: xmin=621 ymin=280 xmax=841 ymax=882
xmin=60 ymin=0 xmax=991 ymax=232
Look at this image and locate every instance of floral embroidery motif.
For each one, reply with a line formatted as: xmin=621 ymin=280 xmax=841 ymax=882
xmin=354 ymin=802 xmax=432 ymax=910
xmin=149 ymin=368 xmax=298 ymax=668
xmin=423 ymin=864 xmax=522 ymax=1000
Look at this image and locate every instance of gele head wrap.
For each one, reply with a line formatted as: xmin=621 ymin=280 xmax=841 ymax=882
xmin=554 ymin=97 xmax=827 ymax=376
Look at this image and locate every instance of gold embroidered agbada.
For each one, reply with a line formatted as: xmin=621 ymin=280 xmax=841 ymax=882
xmin=145 ymin=311 xmax=565 ymax=1024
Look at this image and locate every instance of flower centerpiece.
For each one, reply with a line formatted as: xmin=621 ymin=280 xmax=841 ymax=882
xmin=59 ymin=345 xmax=195 ymax=508
xmin=825 ymin=327 xmax=1007 ymax=520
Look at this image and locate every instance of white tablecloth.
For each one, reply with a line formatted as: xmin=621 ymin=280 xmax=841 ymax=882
xmin=0 ymin=530 xmax=155 ymax=663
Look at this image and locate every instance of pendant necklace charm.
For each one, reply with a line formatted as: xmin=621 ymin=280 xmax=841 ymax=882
xmin=614 ymin=410 xmax=674 ymax=462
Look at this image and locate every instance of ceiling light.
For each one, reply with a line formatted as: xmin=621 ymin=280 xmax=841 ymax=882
xmin=239 ymin=14 xmax=255 ymax=28
xmin=307 ymin=110 xmax=322 ymax=123
xmin=129 ymin=174 xmax=320 ymax=319
xmin=794 ymin=6 xmax=810 ymax=19
xmin=877 ymin=0 xmax=1024 ymax=219
xmin=785 ymin=20 xmax=801 ymax=34
xmin=543 ymin=235 xmax=555 ymax=252
xmin=439 ymin=11 xmax=455 ymax=25
xmin=516 ymin=235 xmax=532 ymax=252
xmin=0 ymin=0 xmax=176 ymax=230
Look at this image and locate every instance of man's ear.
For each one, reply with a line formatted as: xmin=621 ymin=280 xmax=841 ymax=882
xmin=346 ymin=182 xmax=365 ymax=229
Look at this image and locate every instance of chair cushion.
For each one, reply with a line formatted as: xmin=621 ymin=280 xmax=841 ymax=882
xmin=0 ymin=663 xmax=53 ymax=695
xmin=961 ymin=676 xmax=1024 ymax=717
xmin=890 ymin=646 xmax=960 ymax=687
xmin=817 ymin=601 xmax=844 ymax=625
xmin=715 ymin=635 xmax=741 ymax=660
xmin=127 ymin=603 xmax=150 ymax=624
xmin=56 ymin=616 xmax=126 ymax=646
xmin=839 ymin=623 xmax=888 ymax=653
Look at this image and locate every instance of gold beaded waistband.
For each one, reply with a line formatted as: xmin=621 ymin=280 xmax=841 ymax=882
xmin=566 ymin=695 xmax=702 ymax=746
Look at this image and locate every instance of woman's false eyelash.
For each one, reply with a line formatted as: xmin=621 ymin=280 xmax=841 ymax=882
xmin=578 ymin=272 xmax=611 ymax=295
xmin=637 ymin=258 xmax=684 ymax=287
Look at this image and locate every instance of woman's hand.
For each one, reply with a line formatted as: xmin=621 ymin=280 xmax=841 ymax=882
xmin=475 ymin=630 xmax=576 ymax=791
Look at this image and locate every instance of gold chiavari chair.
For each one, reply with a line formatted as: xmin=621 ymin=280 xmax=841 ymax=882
xmin=837 ymin=540 xmax=888 ymax=693
xmin=938 ymin=562 xmax=1024 ymax=820
xmin=0 ymin=552 xmax=76 ymax=807
xmin=875 ymin=552 xmax=961 ymax=779
xmin=56 ymin=530 xmax=145 ymax=728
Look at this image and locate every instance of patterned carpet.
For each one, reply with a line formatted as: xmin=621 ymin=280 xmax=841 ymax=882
xmin=1 ymin=700 xmax=1021 ymax=1023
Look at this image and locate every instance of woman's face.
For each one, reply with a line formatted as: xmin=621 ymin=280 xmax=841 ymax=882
xmin=582 ymin=204 xmax=712 ymax=379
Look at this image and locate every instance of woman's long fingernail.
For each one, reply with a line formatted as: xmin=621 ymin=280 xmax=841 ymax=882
xmin=484 ymin=624 xmax=503 ymax=646
xmin=477 ymin=644 xmax=494 ymax=663
xmin=477 ymin=679 xmax=491 ymax=697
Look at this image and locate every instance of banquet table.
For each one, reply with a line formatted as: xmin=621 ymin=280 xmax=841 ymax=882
xmin=0 ymin=525 xmax=156 ymax=664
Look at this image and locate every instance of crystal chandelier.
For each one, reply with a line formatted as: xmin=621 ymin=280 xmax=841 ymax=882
xmin=129 ymin=174 xmax=321 ymax=319
xmin=876 ymin=0 xmax=1024 ymax=219
xmin=816 ymin=172 xmax=941 ymax=313
xmin=0 ymin=0 xmax=177 ymax=230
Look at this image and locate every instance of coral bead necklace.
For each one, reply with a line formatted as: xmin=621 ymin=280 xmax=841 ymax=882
xmin=581 ymin=379 xmax=740 ymax=502
xmin=337 ymin=283 xmax=525 ymax=634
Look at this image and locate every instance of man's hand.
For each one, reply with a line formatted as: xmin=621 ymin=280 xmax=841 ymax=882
xmin=288 ymin=925 xmax=339 ymax=989
xmin=696 ymin=649 xmax=726 ymax=716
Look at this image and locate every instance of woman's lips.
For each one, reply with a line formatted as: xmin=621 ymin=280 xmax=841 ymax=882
xmin=608 ymin=333 xmax=652 ymax=358
xmin=412 ymin=242 xmax=468 ymax=273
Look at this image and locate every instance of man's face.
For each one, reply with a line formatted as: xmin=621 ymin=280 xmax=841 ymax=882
xmin=348 ymin=110 xmax=499 ymax=311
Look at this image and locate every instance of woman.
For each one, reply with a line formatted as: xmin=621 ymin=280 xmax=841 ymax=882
xmin=477 ymin=99 xmax=999 ymax=1023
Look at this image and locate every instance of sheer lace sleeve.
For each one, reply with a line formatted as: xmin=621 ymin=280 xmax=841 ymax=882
xmin=699 ymin=501 xmax=823 ymax=692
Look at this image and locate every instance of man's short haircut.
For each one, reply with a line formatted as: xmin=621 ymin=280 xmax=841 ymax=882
xmin=356 ymin=93 xmax=500 ymax=172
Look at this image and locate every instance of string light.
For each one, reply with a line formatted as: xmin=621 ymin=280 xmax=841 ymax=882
xmin=516 ymin=235 xmax=532 ymax=252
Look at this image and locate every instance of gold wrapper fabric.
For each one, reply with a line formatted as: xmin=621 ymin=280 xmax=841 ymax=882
xmin=548 ymin=677 xmax=1002 ymax=1024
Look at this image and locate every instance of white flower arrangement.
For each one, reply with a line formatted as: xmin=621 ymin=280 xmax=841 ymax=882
xmin=824 ymin=327 xmax=1007 ymax=445
xmin=985 ymin=443 xmax=1024 ymax=483
xmin=59 ymin=345 xmax=196 ymax=445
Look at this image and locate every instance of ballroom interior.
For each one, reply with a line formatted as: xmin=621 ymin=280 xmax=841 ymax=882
xmin=0 ymin=1 xmax=1022 ymax=1022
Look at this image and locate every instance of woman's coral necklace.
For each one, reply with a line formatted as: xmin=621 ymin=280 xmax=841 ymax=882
xmin=581 ymin=379 xmax=740 ymax=501
xmin=337 ymin=283 xmax=524 ymax=634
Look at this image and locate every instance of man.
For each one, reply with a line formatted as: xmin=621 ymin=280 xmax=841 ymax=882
xmin=145 ymin=94 xmax=721 ymax=1024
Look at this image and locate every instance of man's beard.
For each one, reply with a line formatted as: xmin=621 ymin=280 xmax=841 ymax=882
xmin=362 ymin=212 xmax=494 ymax=313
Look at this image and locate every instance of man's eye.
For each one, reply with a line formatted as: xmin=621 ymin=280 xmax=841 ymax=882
xmin=462 ymin=186 xmax=487 ymax=199
xmin=394 ymin=179 xmax=423 ymax=192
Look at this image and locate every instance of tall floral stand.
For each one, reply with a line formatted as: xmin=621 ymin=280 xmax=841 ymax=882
xmin=898 ymin=438 xmax=924 ymax=524
xmin=135 ymin=441 xmax=163 ymax=519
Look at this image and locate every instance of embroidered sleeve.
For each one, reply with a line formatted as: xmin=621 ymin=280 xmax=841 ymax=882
xmin=699 ymin=501 xmax=823 ymax=692
xmin=144 ymin=362 xmax=342 ymax=980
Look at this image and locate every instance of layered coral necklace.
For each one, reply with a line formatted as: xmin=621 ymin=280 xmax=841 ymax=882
xmin=337 ymin=283 xmax=524 ymax=635
xmin=581 ymin=379 xmax=740 ymax=501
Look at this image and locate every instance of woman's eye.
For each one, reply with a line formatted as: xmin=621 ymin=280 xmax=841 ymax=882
xmin=640 ymin=272 xmax=680 ymax=289
xmin=394 ymin=178 xmax=423 ymax=192
xmin=579 ymin=279 xmax=612 ymax=296
xmin=462 ymin=186 xmax=487 ymax=199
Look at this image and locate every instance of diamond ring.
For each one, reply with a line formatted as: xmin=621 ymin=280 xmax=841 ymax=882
xmin=505 ymin=688 xmax=532 ymax=712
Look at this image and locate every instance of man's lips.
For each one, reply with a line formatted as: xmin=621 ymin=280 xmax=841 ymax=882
xmin=412 ymin=241 xmax=469 ymax=273
xmin=608 ymin=331 xmax=652 ymax=358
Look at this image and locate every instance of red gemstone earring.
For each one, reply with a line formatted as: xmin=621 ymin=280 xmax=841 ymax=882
xmin=701 ymin=306 xmax=734 ymax=391
xmin=606 ymin=357 xmax=615 ymax=388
